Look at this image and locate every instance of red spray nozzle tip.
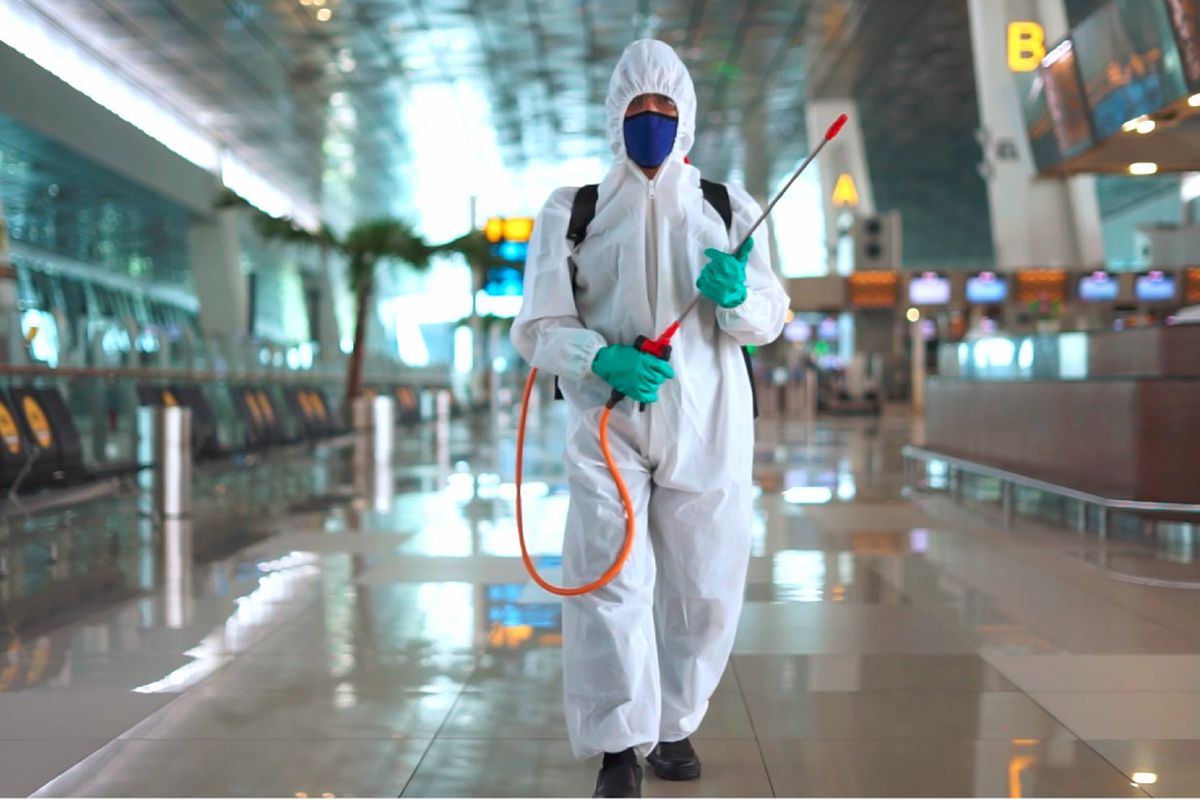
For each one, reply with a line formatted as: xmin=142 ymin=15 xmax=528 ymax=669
xmin=825 ymin=113 xmax=849 ymax=141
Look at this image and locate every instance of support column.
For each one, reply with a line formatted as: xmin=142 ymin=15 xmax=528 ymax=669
xmin=0 ymin=193 xmax=23 ymax=365
xmin=968 ymin=0 xmax=1105 ymax=269
xmin=805 ymin=98 xmax=876 ymax=275
xmin=188 ymin=205 xmax=248 ymax=343
xmin=910 ymin=318 xmax=926 ymax=414
xmin=315 ymin=245 xmax=345 ymax=364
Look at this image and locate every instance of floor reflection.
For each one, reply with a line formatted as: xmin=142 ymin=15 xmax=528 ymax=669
xmin=2 ymin=408 xmax=1199 ymax=796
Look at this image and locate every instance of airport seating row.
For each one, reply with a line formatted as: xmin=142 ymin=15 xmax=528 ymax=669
xmin=0 ymin=382 xmax=434 ymax=493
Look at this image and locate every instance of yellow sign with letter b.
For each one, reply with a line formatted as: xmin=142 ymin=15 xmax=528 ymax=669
xmin=1008 ymin=21 xmax=1046 ymax=72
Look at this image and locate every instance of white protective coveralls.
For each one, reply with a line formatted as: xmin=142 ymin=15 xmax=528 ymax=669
xmin=511 ymin=39 xmax=789 ymax=759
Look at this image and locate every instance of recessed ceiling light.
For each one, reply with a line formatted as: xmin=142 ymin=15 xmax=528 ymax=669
xmin=316 ymin=7 xmax=332 ymax=21
xmin=1135 ymin=119 xmax=1156 ymax=134
xmin=1190 ymin=93 xmax=1200 ymax=107
xmin=1132 ymin=773 xmax=1158 ymax=786
xmin=1129 ymin=162 xmax=1158 ymax=176
xmin=1121 ymin=117 xmax=1141 ymax=132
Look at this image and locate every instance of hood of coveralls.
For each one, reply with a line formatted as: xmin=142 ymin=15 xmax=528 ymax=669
xmin=606 ymin=39 xmax=697 ymax=166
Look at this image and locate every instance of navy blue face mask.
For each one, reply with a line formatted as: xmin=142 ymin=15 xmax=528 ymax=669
xmin=623 ymin=111 xmax=678 ymax=169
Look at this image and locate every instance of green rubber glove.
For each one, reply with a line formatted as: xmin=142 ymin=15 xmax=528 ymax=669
xmin=697 ymin=237 xmax=753 ymax=309
xmin=592 ymin=345 xmax=675 ymax=404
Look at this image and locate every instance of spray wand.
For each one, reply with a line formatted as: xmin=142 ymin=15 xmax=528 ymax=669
xmin=517 ymin=113 xmax=849 ymax=597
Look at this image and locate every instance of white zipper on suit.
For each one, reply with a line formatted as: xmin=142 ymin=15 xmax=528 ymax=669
xmin=645 ymin=176 xmax=658 ymax=452
xmin=646 ymin=179 xmax=657 ymax=328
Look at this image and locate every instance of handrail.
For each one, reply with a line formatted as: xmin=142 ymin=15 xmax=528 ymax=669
xmin=903 ymin=444 xmax=1200 ymax=515
xmin=0 ymin=363 xmax=452 ymax=386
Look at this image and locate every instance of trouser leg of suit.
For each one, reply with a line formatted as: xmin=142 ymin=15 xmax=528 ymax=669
xmin=651 ymin=479 xmax=752 ymax=742
xmin=561 ymin=407 xmax=660 ymax=759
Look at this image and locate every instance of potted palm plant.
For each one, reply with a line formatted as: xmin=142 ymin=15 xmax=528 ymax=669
xmin=217 ymin=191 xmax=503 ymax=404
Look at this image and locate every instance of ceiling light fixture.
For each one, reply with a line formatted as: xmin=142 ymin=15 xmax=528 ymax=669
xmin=1135 ymin=119 xmax=1156 ymax=134
xmin=1190 ymin=93 xmax=1200 ymax=107
xmin=316 ymin=8 xmax=332 ymax=21
xmin=1129 ymin=162 xmax=1159 ymax=176
xmin=1122 ymin=117 xmax=1142 ymax=132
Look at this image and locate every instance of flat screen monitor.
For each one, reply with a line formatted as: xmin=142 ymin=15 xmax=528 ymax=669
xmin=1079 ymin=271 xmax=1119 ymax=302
xmin=1166 ymin=0 xmax=1200 ymax=91
xmin=1074 ymin=0 xmax=1190 ymax=140
xmin=966 ymin=271 xmax=1009 ymax=304
xmin=1040 ymin=38 xmax=1095 ymax=158
xmin=1018 ymin=71 xmax=1066 ymax=171
xmin=782 ymin=319 xmax=811 ymax=343
xmin=1136 ymin=270 xmax=1178 ymax=301
xmin=908 ymin=272 xmax=950 ymax=305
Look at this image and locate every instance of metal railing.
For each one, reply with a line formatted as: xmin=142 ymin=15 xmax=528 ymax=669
xmin=902 ymin=444 xmax=1200 ymax=539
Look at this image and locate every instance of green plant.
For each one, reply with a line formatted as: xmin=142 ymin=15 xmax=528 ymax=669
xmin=216 ymin=190 xmax=509 ymax=401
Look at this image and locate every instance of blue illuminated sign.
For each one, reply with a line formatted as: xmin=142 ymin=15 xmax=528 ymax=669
xmin=484 ymin=267 xmax=523 ymax=296
xmin=491 ymin=241 xmax=529 ymax=263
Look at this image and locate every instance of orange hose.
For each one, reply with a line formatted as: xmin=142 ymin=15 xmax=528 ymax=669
xmin=515 ymin=367 xmax=636 ymax=596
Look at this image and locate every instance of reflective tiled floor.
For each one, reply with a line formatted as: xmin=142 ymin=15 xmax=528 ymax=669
xmin=3 ymin=406 xmax=1200 ymax=797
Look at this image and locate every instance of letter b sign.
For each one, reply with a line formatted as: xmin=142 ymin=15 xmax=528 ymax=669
xmin=1008 ymin=21 xmax=1046 ymax=72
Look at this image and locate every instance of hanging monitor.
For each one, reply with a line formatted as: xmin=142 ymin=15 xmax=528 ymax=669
xmin=1040 ymin=38 xmax=1095 ymax=159
xmin=907 ymin=272 xmax=950 ymax=305
xmin=1079 ymin=270 xmax=1119 ymax=301
xmin=966 ymin=271 xmax=1009 ymax=304
xmin=1165 ymin=0 xmax=1200 ymax=91
xmin=1074 ymin=0 xmax=1190 ymax=140
xmin=1136 ymin=269 xmax=1178 ymax=301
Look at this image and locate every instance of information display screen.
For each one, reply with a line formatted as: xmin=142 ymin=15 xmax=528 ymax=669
xmin=491 ymin=241 xmax=528 ymax=263
xmin=1187 ymin=267 xmax=1200 ymax=303
xmin=1165 ymin=0 xmax=1200 ymax=91
xmin=1019 ymin=71 xmax=1065 ymax=172
xmin=1016 ymin=269 xmax=1069 ymax=305
xmin=1074 ymin=0 xmax=1189 ymax=140
xmin=966 ymin=271 xmax=1009 ymax=304
xmin=908 ymin=272 xmax=951 ymax=305
xmin=1041 ymin=38 xmax=1096 ymax=159
xmin=1079 ymin=271 xmax=1119 ymax=301
xmin=1136 ymin=270 xmax=1178 ymax=301
xmin=782 ymin=319 xmax=811 ymax=343
xmin=848 ymin=272 xmax=898 ymax=308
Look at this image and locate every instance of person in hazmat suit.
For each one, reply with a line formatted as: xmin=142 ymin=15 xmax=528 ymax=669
xmin=511 ymin=38 xmax=788 ymax=798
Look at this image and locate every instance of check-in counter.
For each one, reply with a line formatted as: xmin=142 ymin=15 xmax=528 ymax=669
xmin=924 ymin=324 xmax=1200 ymax=504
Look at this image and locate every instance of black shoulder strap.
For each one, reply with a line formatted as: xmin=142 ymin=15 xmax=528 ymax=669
xmin=567 ymin=184 xmax=599 ymax=245
xmin=700 ymin=179 xmax=733 ymax=232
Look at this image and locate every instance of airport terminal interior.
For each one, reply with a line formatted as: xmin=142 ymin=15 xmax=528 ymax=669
xmin=1 ymin=0 xmax=1200 ymax=796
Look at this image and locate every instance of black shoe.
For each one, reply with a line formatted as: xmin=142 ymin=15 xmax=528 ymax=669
xmin=647 ymin=737 xmax=701 ymax=781
xmin=594 ymin=750 xmax=643 ymax=798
